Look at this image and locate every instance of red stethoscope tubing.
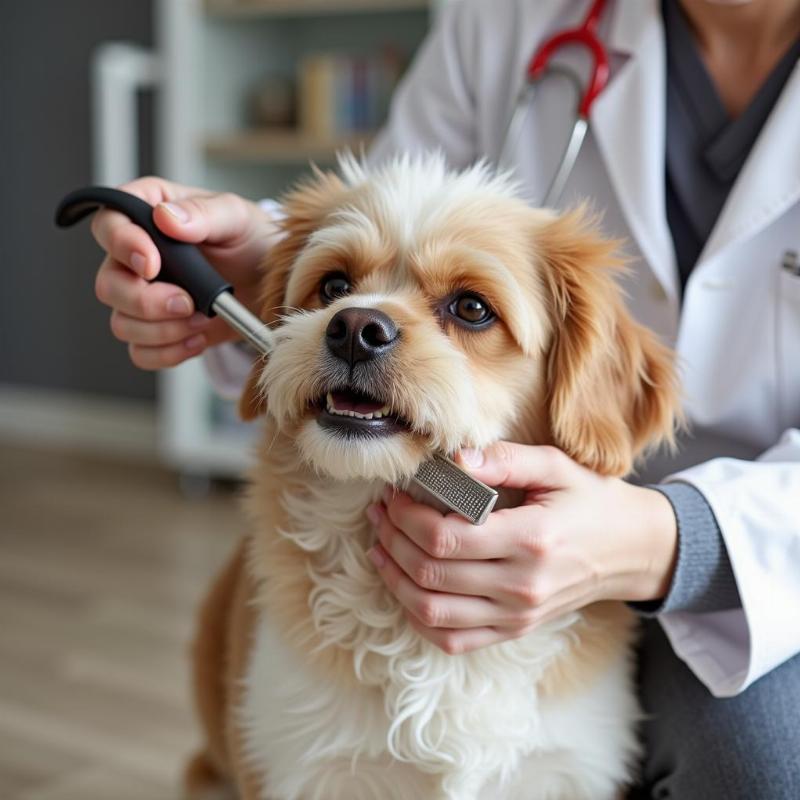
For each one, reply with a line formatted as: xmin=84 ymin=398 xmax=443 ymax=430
xmin=527 ymin=0 xmax=610 ymax=119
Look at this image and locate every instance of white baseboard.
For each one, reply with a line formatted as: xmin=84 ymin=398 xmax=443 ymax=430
xmin=0 ymin=384 xmax=158 ymax=461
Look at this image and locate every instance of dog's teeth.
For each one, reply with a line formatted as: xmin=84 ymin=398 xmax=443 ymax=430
xmin=324 ymin=395 xmax=393 ymax=420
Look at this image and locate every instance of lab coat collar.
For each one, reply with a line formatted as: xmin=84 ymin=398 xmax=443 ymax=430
xmin=607 ymin=0 xmax=650 ymax=56
xmin=697 ymin=61 xmax=800 ymax=269
xmin=591 ymin=0 xmax=680 ymax=302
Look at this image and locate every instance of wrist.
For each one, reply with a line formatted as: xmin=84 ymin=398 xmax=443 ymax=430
xmin=625 ymin=484 xmax=679 ymax=602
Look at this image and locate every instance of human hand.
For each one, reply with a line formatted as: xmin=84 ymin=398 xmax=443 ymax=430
xmin=366 ymin=442 xmax=678 ymax=654
xmin=92 ymin=176 xmax=280 ymax=369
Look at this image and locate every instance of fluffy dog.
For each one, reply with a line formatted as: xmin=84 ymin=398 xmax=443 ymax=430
xmin=185 ymin=154 xmax=678 ymax=800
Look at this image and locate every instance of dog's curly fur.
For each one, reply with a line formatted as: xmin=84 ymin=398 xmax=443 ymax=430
xmin=185 ymin=154 xmax=679 ymax=800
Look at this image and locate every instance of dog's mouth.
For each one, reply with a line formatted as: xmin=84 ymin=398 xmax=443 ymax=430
xmin=314 ymin=388 xmax=413 ymax=438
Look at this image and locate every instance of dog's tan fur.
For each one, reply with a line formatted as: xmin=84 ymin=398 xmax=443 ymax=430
xmin=185 ymin=158 xmax=679 ymax=799
xmin=185 ymin=540 xmax=263 ymax=799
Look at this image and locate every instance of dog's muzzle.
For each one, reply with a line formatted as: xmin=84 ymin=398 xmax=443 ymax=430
xmin=314 ymin=306 xmax=410 ymax=438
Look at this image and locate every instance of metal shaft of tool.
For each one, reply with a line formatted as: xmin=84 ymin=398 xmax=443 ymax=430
xmin=212 ymin=291 xmax=498 ymax=525
xmin=213 ymin=291 xmax=277 ymax=355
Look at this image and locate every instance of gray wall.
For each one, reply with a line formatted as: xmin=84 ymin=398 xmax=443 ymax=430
xmin=0 ymin=0 xmax=156 ymax=401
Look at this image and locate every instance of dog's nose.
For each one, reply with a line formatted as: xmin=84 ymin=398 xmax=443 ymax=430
xmin=325 ymin=307 xmax=399 ymax=365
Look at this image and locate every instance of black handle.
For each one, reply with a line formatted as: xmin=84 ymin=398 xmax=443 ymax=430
xmin=55 ymin=186 xmax=233 ymax=317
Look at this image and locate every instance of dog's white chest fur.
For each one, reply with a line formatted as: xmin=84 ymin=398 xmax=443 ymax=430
xmin=239 ymin=483 xmax=639 ymax=800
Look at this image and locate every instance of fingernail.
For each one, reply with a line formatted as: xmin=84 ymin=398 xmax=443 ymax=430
xmin=367 ymin=546 xmax=386 ymax=569
xmin=189 ymin=312 xmax=212 ymax=329
xmin=130 ymin=252 xmax=146 ymax=274
xmin=459 ymin=448 xmax=484 ymax=468
xmin=160 ymin=202 xmax=190 ymax=223
xmin=184 ymin=334 xmax=206 ymax=350
xmin=365 ymin=504 xmax=381 ymax=526
xmin=166 ymin=295 xmax=192 ymax=316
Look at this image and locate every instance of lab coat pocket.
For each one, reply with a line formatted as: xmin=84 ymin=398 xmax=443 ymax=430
xmin=777 ymin=266 xmax=800 ymax=428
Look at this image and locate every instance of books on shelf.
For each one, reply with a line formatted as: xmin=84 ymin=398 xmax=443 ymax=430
xmin=299 ymin=49 xmax=403 ymax=139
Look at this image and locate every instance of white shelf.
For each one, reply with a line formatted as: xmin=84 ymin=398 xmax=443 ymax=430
xmin=206 ymin=0 xmax=428 ymax=18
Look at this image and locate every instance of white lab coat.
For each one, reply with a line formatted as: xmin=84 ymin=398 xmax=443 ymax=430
xmin=209 ymin=0 xmax=800 ymax=697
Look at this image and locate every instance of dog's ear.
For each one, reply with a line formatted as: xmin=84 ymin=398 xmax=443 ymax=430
xmin=535 ymin=209 xmax=679 ymax=476
xmin=238 ymin=168 xmax=348 ymax=421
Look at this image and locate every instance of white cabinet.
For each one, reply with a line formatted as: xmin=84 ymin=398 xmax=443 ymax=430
xmin=151 ymin=0 xmax=431 ymax=478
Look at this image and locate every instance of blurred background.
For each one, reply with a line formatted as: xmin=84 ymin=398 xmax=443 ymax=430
xmin=0 ymin=0 xmax=434 ymax=796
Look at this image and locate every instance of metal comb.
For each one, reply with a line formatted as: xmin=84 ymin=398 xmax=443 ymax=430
xmin=412 ymin=453 xmax=498 ymax=525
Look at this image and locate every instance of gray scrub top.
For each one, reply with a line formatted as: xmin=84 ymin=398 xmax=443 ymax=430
xmin=663 ymin=0 xmax=800 ymax=292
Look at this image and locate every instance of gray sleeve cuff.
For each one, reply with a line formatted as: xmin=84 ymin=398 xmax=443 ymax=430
xmin=629 ymin=481 xmax=741 ymax=617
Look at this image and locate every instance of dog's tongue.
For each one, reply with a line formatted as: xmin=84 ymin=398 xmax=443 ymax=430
xmin=331 ymin=390 xmax=385 ymax=414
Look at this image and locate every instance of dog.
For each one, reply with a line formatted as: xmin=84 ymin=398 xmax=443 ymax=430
xmin=184 ymin=153 xmax=679 ymax=800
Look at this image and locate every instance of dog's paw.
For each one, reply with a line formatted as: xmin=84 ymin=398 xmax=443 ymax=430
xmin=183 ymin=750 xmax=237 ymax=800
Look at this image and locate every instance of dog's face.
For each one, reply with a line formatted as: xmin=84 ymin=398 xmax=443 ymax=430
xmin=241 ymin=156 xmax=677 ymax=482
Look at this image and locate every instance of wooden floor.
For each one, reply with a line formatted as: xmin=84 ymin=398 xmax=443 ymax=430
xmin=0 ymin=443 xmax=246 ymax=799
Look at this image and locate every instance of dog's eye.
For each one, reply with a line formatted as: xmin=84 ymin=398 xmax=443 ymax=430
xmin=449 ymin=293 xmax=494 ymax=326
xmin=320 ymin=273 xmax=351 ymax=304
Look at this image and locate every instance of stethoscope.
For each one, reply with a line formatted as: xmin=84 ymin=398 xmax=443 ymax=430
xmin=499 ymin=0 xmax=611 ymax=206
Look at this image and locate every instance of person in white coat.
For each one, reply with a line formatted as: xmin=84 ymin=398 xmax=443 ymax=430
xmin=90 ymin=0 xmax=800 ymax=795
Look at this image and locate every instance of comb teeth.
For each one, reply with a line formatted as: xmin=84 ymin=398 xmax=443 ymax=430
xmin=412 ymin=453 xmax=498 ymax=525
